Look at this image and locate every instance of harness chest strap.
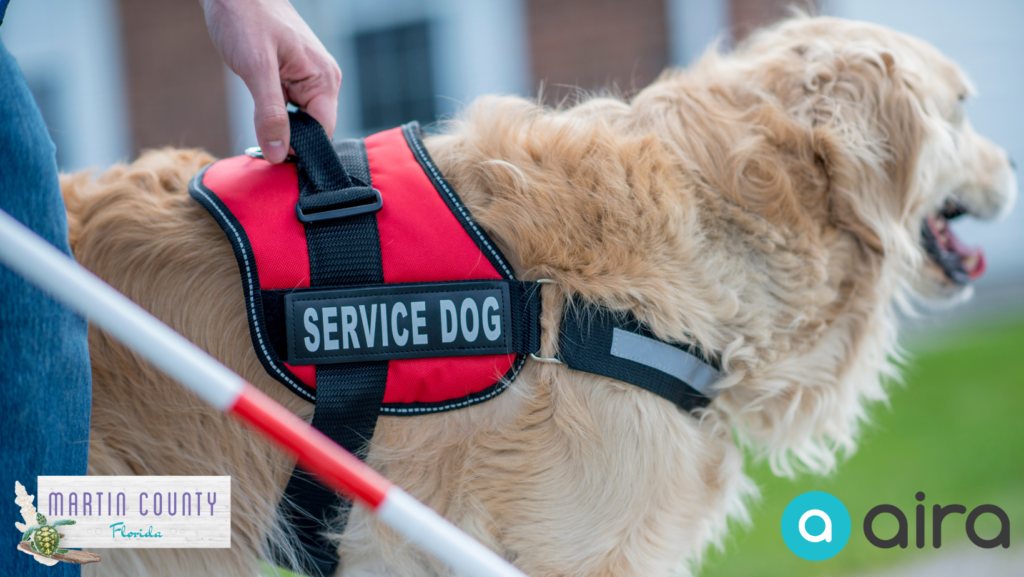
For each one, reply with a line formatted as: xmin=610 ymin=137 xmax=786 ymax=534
xmin=188 ymin=111 xmax=722 ymax=576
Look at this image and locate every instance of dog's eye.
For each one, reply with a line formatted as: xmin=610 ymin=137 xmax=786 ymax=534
xmin=957 ymin=93 xmax=967 ymax=103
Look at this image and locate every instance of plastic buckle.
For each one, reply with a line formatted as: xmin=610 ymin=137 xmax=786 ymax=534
xmin=294 ymin=189 xmax=384 ymax=223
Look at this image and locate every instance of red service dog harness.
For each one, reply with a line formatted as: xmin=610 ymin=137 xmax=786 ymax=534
xmin=189 ymin=111 xmax=721 ymax=575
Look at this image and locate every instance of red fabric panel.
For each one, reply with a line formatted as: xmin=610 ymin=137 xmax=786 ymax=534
xmin=203 ymin=156 xmax=316 ymax=389
xmin=203 ymin=156 xmax=310 ymax=290
xmin=366 ymin=128 xmax=515 ymax=404
xmin=367 ymin=127 xmax=502 ymax=283
xmin=284 ymin=362 xmax=316 ymax=386
xmin=386 ymin=356 xmax=512 ymax=405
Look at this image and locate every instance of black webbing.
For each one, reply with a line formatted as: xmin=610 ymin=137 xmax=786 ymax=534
xmin=276 ymin=111 xmax=388 ymax=577
xmin=557 ymin=306 xmax=718 ymax=412
xmin=508 ymin=280 xmax=543 ymax=356
xmin=333 ymin=140 xmax=372 ymax=186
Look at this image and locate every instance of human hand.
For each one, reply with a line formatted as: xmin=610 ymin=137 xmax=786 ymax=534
xmin=201 ymin=0 xmax=341 ymax=163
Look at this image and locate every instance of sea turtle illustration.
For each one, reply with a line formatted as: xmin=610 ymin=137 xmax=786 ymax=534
xmin=22 ymin=512 xmax=76 ymax=557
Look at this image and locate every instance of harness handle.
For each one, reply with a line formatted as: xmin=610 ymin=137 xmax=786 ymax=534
xmin=289 ymin=109 xmax=383 ymax=223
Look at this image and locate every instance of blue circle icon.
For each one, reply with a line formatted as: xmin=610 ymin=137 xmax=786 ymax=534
xmin=781 ymin=491 xmax=851 ymax=561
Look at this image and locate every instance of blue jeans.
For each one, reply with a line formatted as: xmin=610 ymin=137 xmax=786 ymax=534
xmin=0 ymin=39 xmax=91 ymax=576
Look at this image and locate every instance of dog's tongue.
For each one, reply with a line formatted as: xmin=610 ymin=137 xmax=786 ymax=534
xmin=947 ymin=226 xmax=987 ymax=279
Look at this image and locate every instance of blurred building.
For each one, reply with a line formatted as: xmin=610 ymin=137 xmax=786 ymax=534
xmin=0 ymin=0 xmax=128 ymax=172
xmin=2 ymin=0 xmax=1022 ymax=289
xmin=0 ymin=0 xmax=779 ymax=164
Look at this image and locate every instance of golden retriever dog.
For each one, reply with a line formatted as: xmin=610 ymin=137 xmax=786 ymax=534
xmin=63 ymin=15 xmax=1015 ymax=577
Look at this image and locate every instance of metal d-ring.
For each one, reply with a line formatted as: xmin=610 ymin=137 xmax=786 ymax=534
xmin=529 ymin=280 xmax=560 ymax=363
xmin=244 ymin=146 xmax=297 ymax=163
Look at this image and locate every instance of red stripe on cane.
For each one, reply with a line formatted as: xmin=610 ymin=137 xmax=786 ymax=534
xmin=228 ymin=384 xmax=391 ymax=508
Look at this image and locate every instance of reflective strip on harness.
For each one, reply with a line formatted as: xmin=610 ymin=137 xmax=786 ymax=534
xmin=557 ymin=305 xmax=722 ymax=412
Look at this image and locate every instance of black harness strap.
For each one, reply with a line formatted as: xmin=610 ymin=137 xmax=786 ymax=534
xmin=276 ymin=111 xmax=387 ymax=577
xmin=557 ymin=306 xmax=721 ymax=412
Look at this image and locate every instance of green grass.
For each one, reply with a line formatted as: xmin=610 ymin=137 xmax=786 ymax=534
xmin=701 ymin=320 xmax=1024 ymax=577
xmin=262 ymin=562 xmax=302 ymax=577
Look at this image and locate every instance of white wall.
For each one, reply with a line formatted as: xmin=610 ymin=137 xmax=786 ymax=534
xmin=824 ymin=0 xmax=1024 ymax=285
xmin=225 ymin=0 xmax=530 ymax=152
xmin=0 ymin=0 xmax=130 ymax=172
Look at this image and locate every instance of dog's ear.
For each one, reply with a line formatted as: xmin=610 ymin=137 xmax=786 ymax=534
xmin=797 ymin=41 xmax=926 ymax=258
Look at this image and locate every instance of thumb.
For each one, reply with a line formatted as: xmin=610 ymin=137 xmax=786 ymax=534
xmin=244 ymin=60 xmax=290 ymax=164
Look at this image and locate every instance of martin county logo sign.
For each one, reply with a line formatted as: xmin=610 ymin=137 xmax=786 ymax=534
xmin=15 ymin=476 xmax=230 ymax=566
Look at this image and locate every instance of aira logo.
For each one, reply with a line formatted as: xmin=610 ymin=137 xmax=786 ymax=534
xmin=783 ymin=491 xmax=1011 ymax=561
xmin=864 ymin=492 xmax=1010 ymax=550
xmin=781 ymin=492 xmax=852 ymax=561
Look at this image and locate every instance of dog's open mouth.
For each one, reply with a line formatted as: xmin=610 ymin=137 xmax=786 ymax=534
xmin=921 ymin=198 xmax=986 ymax=285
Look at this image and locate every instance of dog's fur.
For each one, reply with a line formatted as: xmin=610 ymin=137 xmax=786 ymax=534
xmin=66 ymin=16 xmax=1015 ymax=576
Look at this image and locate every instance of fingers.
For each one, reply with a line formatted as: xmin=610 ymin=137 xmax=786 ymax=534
xmin=245 ymin=56 xmax=291 ymax=164
xmin=302 ymin=91 xmax=339 ymax=139
xmin=284 ymin=56 xmax=341 ymax=139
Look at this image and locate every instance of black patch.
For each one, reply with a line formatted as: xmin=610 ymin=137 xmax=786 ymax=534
xmin=285 ymin=281 xmax=513 ymax=364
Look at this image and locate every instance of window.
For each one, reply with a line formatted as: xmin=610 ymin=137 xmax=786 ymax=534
xmin=355 ymin=21 xmax=436 ymax=134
